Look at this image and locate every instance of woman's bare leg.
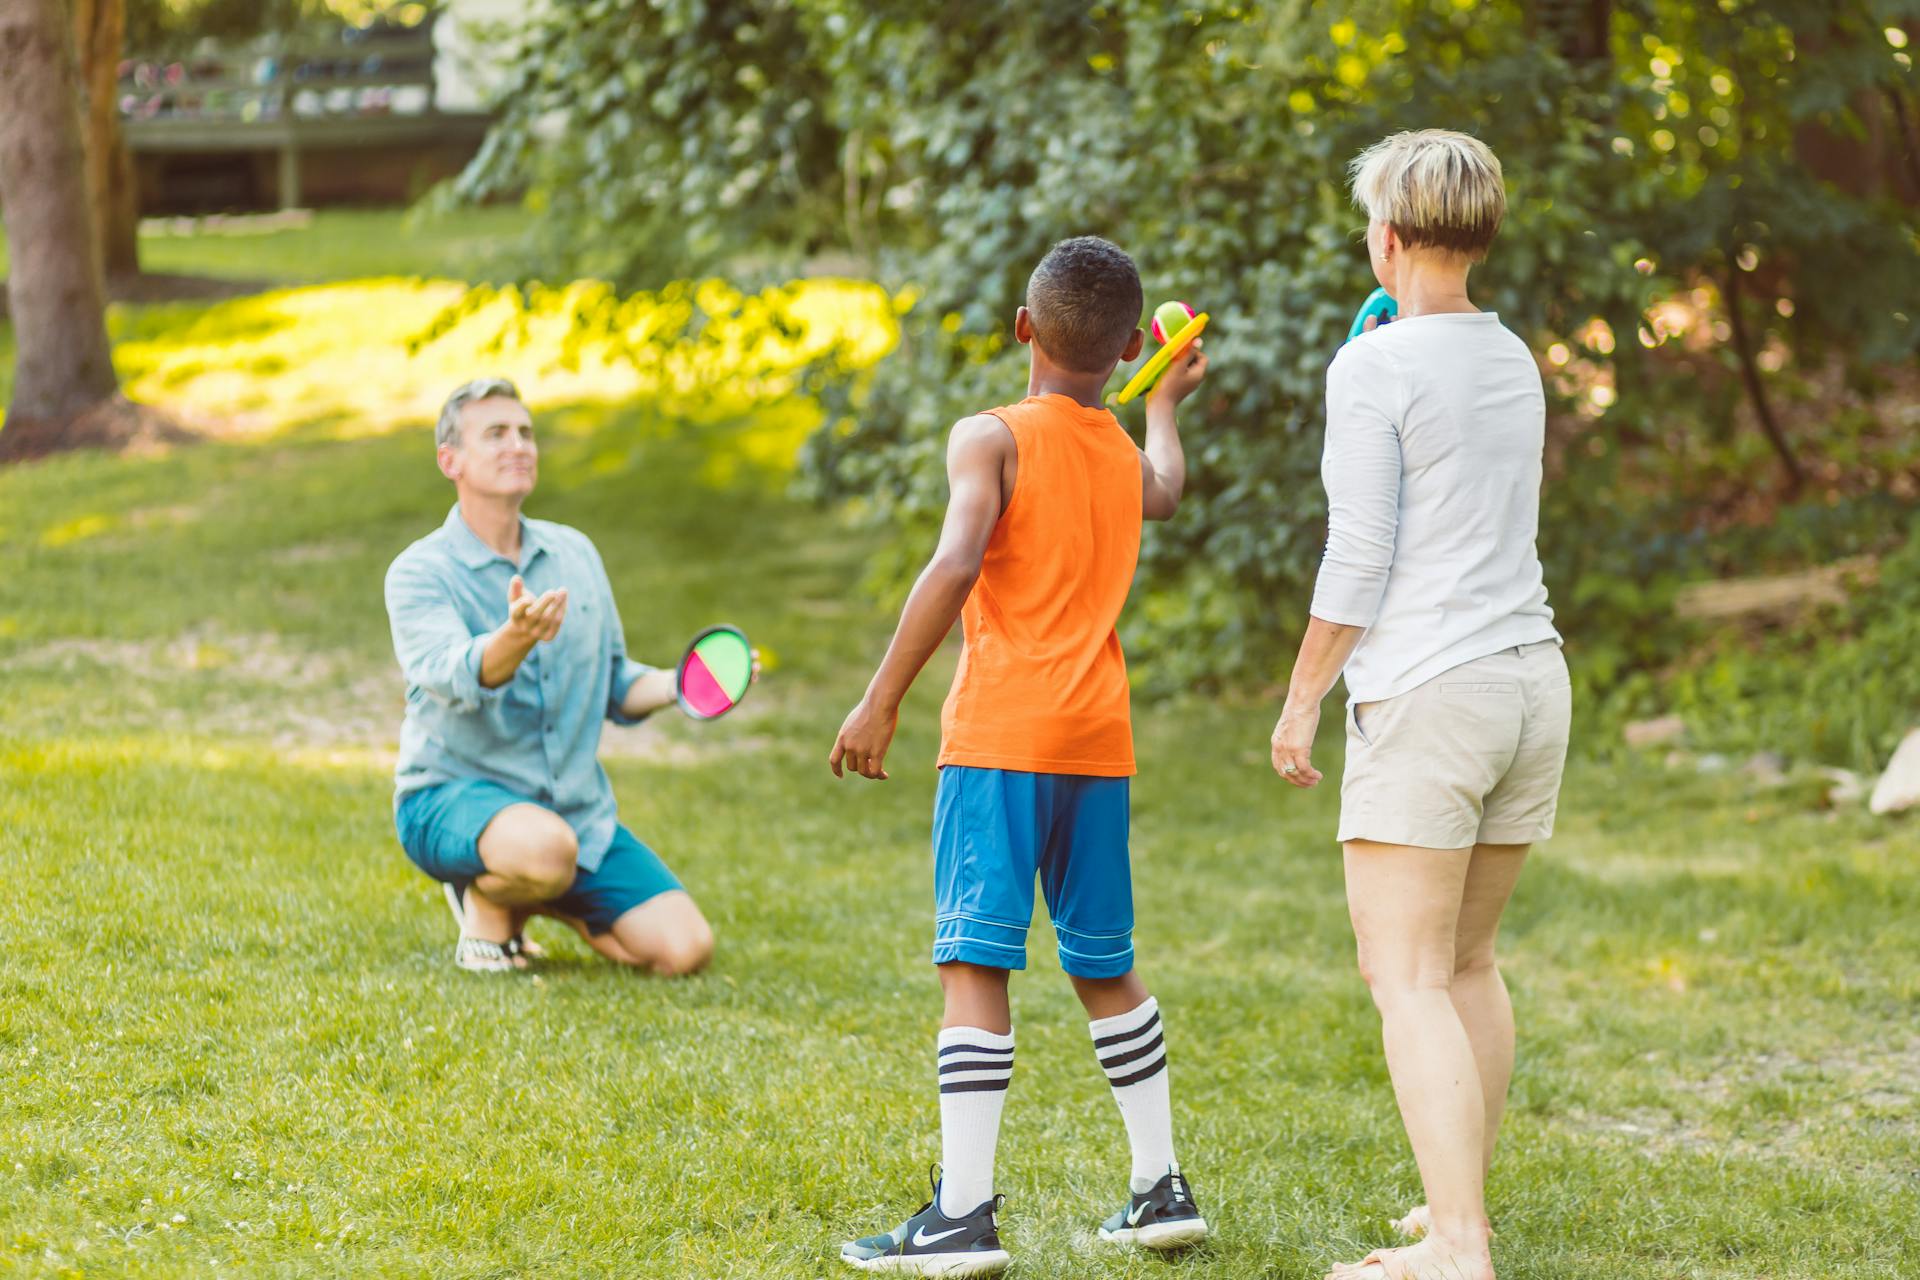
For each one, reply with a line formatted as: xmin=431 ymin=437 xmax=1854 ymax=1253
xmin=1389 ymin=842 xmax=1529 ymax=1240
xmin=1328 ymin=840 xmax=1493 ymax=1280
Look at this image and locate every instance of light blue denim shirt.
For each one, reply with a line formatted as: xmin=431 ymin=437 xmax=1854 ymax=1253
xmin=384 ymin=504 xmax=654 ymax=872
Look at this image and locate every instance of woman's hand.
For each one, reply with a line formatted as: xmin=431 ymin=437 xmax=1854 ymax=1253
xmin=1270 ymin=701 xmax=1324 ymax=789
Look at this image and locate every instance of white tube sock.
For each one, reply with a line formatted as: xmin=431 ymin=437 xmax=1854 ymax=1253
xmin=936 ymin=1025 xmax=1014 ymax=1218
xmin=1089 ymin=996 xmax=1176 ymax=1193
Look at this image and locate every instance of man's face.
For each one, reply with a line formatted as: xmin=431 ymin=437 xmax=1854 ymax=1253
xmin=440 ymin=396 xmax=537 ymax=499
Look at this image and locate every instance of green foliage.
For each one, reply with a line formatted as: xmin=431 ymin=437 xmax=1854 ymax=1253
xmin=799 ymin=0 xmax=1673 ymax=689
xmin=454 ymin=0 xmax=845 ymax=281
xmin=125 ymin=0 xmax=435 ymax=54
xmin=463 ymin=0 xmax=1920 ymax=708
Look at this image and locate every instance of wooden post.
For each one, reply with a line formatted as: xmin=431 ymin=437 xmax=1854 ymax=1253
xmin=277 ymin=138 xmax=301 ymax=209
xmin=274 ymin=67 xmax=299 ymax=209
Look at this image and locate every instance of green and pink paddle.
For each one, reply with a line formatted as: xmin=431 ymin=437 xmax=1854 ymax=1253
xmin=675 ymin=625 xmax=755 ymax=720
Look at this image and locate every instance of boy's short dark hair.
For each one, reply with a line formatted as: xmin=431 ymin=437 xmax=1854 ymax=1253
xmin=1025 ymin=236 xmax=1144 ymax=374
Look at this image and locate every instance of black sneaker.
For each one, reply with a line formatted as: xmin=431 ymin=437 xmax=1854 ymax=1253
xmin=1097 ymin=1165 xmax=1208 ymax=1251
xmin=841 ymin=1167 xmax=1010 ymax=1276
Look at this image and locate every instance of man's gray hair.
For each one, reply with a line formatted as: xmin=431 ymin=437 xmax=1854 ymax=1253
xmin=435 ymin=377 xmax=523 ymax=449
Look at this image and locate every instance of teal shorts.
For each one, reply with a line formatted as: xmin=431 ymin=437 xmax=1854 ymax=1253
xmin=395 ymin=779 xmax=682 ymax=935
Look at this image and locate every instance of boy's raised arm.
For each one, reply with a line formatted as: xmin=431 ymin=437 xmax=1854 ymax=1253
xmin=1140 ymin=339 xmax=1207 ymax=521
xmin=829 ymin=414 xmax=1013 ymax=781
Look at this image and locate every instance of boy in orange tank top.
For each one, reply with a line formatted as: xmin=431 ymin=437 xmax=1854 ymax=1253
xmin=829 ymin=237 xmax=1208 ymax=1275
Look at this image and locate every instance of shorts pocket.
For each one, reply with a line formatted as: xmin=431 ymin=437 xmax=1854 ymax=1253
xmin=1349 ymin=701 xmax=1376 ymax=747
xmin=1440 ymin=681 xmax=1519 ymax=695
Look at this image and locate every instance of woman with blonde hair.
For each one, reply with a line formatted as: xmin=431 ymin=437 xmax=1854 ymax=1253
xmin=1270 ymin=130 xmax=1569 ymax=1280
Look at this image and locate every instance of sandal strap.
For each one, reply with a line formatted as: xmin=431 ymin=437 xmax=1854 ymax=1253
xmin=455 ymin=935 xmax=518 ymax=970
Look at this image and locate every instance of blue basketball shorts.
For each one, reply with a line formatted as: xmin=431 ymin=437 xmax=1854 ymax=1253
xmin=931 ymin=765 xmax=1135 ymax=979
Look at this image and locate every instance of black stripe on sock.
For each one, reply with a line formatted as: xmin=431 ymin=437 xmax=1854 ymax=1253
xmin=937 ymin=1042 xmax=1015 ymax=1059
xmin=1099 ymin=1031 xmax=1165 ymax=1073
xmin=1107 ymin=1051 xmax=1168 ymax=1089
xmin=938 ymin=1074 xmax=1013 ymax=1090
xmin=939 ymin=1077 xmax=1013 ymax=1094
xmin=938 ymin=1057 xmax=1015 ymax=1075
xmin=1091 ymin=1009 xmax=1159 ymax=1051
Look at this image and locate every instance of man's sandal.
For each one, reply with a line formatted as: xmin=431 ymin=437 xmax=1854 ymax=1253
xmin=442 ymin=882 xmax=546 ymax=962
xmin=454 ymin=935 xmax=523 ymax=973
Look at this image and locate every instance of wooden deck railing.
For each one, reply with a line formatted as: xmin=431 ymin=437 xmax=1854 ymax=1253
xmin=119 ymin=24 xmax=490 ymax=207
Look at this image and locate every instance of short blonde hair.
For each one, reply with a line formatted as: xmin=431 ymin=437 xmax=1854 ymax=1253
xmin=1349 ymin=130 xmax=1506 ymax=258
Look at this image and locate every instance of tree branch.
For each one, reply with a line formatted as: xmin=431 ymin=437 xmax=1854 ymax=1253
xmin=1722 ymin=258 xmax=1803 ymax=496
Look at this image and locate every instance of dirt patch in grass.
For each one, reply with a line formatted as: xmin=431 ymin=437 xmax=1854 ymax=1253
xmin=599 ymin=719 xmax=775 ymax=764
xmin=6 ymin=631 xmax=785 ymax=767
xmin=5 ymin=631 xmax=398 ymax=748
xmin=1570 ymin=1037 xmax=1920 ymax=1163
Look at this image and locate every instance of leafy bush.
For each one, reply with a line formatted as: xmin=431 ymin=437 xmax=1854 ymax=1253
xmin=460 ymin=0 xmax=1920 ymax=713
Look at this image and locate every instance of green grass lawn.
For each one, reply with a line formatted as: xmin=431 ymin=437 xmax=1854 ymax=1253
xmin=0 ymin=207 xmax=534 ymax=287
xmin=2 ymin=215 xmax=1918 ymax=1279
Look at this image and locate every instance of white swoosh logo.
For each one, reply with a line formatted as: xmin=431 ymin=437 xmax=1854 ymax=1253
xmin=912 ymin=1225 xmax=966 ymax=1247
xmin=1127 ymin=1203 xmax=1150 ymax=1227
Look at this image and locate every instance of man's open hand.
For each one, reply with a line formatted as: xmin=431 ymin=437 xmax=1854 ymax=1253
xmin=829 ymin=698 xmax=897 ymax=780
xmin=506 ymin=574 xmax=567 ymax=645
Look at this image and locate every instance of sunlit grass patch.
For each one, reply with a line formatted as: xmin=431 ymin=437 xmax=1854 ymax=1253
xmin=107 ymin=275 xmax=897 ymax=446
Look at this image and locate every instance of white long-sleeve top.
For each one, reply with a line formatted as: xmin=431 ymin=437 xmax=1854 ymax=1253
xmin=1310 ymin=312 xmax=1560 ymax=704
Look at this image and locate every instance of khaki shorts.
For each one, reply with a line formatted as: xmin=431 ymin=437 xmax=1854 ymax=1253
xmin=1338 ymin=641 xmax=1571 ymax=848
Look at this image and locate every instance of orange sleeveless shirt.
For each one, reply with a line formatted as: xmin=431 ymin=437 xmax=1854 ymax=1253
xmin=938 ymin=393 xmax=1143 ymax=777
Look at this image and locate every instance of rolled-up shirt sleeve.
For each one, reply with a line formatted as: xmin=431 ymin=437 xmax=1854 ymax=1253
xmin=610 ymin=656 xmax=657 ymax=725
xmin=1311 ymin=341 xmax=1404 ymax=628
xmin=385 ymin=555 xmax=498 ymax=713
xmin=592 ymin=546 xmax=658 ymax=725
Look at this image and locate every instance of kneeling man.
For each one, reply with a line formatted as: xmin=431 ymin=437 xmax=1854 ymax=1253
xmin=384 ymin=377 xmax=714 ymax=975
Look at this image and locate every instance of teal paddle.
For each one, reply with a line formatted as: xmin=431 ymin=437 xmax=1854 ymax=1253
xmin=1346 ymin=286 xmax=1398 ymax=342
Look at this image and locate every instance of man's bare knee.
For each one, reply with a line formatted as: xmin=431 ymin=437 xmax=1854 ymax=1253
xmin=479 ymin=805 xmax=577 ymax=899
xmin=648 ymin=918 xmax=714 ymax=976
xmin=608 ymin=895 xmax=713 ymax=976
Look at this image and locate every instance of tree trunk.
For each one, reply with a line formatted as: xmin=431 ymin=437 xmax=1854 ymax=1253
xmin=1533 ymin=0 xmax=1611 ymax=66
xmin=0 ymin=0 xmax=118 ymax=418
xmin=0 ymin=0 xmax=178 ymax=461
xmin=72 ymin=0 xmax=140 ymax=278
xmin=1790 ymin=22 xmax=1920 ymax=207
